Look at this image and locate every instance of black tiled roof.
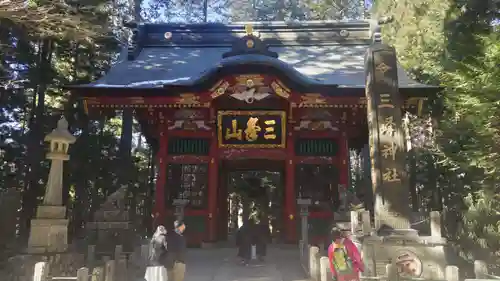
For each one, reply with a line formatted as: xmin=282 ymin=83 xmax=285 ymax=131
xmin=73 ymin=21 xmax=435 ymax=91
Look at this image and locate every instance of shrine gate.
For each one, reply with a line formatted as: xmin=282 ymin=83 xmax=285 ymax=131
xmin=69 ymin=21 xmax=437 ymax=246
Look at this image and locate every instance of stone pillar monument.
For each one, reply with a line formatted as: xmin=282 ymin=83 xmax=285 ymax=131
xmin=360 ymin=21 xmax=447 ymax=281
xmin=365 ymin=25 xmax=414 ymax=234
xmin=28 ymin=117 xmax=76 ymax=253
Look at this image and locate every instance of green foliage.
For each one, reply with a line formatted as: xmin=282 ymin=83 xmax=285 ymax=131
xmin=0 ymin=0 xmax=153 ymax=248
xmin=0 ymin=0 xmax=110 ymax=41
xmin=374 ymin=0 xmax=500 ymax=267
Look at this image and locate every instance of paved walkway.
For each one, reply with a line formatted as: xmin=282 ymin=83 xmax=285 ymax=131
xmin=184 ymin=247 xmax=307 ymax=281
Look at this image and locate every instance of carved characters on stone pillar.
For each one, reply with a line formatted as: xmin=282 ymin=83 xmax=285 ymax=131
xmin=365 ymin=43 xmax=412 ymax=230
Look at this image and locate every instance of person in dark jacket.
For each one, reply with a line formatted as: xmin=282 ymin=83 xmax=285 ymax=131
xmin=166 ymin=220 xmax=187 ymax=281
xmin=236 ymin=220 xmax=254 ymax=265
xmin=255 ymin=219 xmax=270 ymax=261
xmin=144 ymin=225 xmax=168 ymax=281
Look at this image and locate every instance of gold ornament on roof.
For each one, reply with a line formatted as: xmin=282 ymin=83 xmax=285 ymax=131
xmin=245 ymin=24 xmax=254 ymax=36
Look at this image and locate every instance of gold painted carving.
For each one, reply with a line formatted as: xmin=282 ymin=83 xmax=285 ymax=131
xmin=244 ymin=117 xmax=261 ymax=141
xmin=176 ymin=93 xmax=200 ymax=105
xmin=376 ymin=62 xmax=391 ymax=74
xmin=380 ymin=116 xmax=395 ymax=136
xmin=246 ymin=39 xmax=255 ymax=48
xmin=210 ymin=80 xmax=230 ymax=99
xmin=263 ymin=120 xmax=277 ymax=140
xmin=299 ymin=93 xmax=326 ymax=107
xmin=83 ymin=99 xmax=89 ymax=114
xmin=245 ymin=24 xmax=254 ymax=36
xmin=225 ymin=117 xmax=277 ymax=142
xmin=235 ymin=75 xmax=264 ymax=87
xmin=225 ymin=119 xmax=243 ymax=140
xmin=381 ymin=142 xmax=397 ymax=160
xmin=378 ymin=93 xmax=395 ymax=109
xmin=217 ymin=110 xmax=286 ymax=148
xmin=85 ymin=97 xmax=100 ymax=105
xmin=382 ymin=168 xmax=401 ymax=182
xmin=129 ymin=97 xmax=145 ymax=104
xmin=270 ymin=80 xmax=291 ymax=99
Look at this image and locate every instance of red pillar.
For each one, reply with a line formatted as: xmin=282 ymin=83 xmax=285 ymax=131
xmin=285 ymin=131 xmax=296 ymax=243
xmin=207 ymin=132 xmax=218 ymax=242
xmin=154 ymin=124 xmax=168 ymax=226
xmin=339 ymin=132 xmax=349 ymax=190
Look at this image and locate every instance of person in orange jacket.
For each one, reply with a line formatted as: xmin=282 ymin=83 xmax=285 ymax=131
xmin=327 ymin=228 xmax=364 ymax=281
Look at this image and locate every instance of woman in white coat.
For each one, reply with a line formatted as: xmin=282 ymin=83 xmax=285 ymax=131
xmin=145 ymin=225 xmax=169 ymax=281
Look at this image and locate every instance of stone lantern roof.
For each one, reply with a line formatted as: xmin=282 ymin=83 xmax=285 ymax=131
xmin=44 ymin=117 xmax=77 ymax=144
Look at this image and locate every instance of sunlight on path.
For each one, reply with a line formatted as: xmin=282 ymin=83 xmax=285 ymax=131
xmin=180 ymin=247 xmax=307 ymax=281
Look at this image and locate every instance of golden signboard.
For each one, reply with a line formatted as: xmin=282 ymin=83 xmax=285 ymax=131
xmin=217 ymin=111 xmax=286 ymax=148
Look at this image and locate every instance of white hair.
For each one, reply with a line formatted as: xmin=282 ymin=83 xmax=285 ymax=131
xmin=152 ymin=225 xmax=167 ymax=239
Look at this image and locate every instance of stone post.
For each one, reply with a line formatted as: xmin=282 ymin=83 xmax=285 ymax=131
xmin=361 ymin=210 xmax=372 ymax=235
xmin=474 ymin=260 xmax=489 ymax=279
xmin=92 ymin=266 xmax=105 ymax=281
xmin=320 ymin=256 xmax=330 ymax=281
xmin=386 ymin=264 xmax=398 ymax=281
xmin=114 ymin=245 xmax=123 ymax=260
xmin=297 ymin=198 xmax=311 ymax=272
xmin=251 ymin=244 xmax=257 ymax=260
xmin=87 ymin=245 xmax=96 ymax=269
xmin=33 ymin=262 xmax=49 ymax=281
xmin=140 ymin=244 xmax=149 ymax=263
xmin=77 ymin=267 xmax=90 ymax=281
xmin=430 ymin=211 xmax=442 ymax=237
xmin=173 ymin=198 xmax=189 ymax=221
xmin=28 ymin=117 xmax=76 ymax=253
xmin=297 ymin=198 xmax=311 ymax=246
xmin=105 ymin=260 xmax=116 ymax=281
xmin=116 ymin=257 xmax=128 ymax=281
xmin=350 ymin=211 xmax=359 ymax=234
xmin=309 ymin=246 xmax=320 ymax=281
xmin=445 ymin=265 xmax=459 ymax=281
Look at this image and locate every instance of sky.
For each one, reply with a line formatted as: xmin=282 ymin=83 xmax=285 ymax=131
xmin=141 ymin=0 xmax=373 ymax=23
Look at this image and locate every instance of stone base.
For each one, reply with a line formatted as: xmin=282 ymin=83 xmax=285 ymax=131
xmin=36 ymin=205 xmax=66 ymax=219
xmin=27 ymin=217 xmax=69 ymax=254
xmin=361 ymin=232 xmax=447 ymax=280
xmin=377 ymin=228 xmax=419 ymax=237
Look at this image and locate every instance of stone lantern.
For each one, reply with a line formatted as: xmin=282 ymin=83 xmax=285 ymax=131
xmin=42 ymin=117 xmax=76 ymax=206
xmin=28 ymin=116 xmax=76 ymax=253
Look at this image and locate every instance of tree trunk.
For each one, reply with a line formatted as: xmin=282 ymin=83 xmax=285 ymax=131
xmin=20 ymin=39 xmax=53 ymax=241
xmin=90 ymin=117 xmax=106 ymax=218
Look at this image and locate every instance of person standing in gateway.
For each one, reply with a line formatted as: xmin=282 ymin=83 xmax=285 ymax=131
xmin=145 ymin=225 xmax=168 ymax=281
xmin=166 ymin=220 xmax=187 ymax=281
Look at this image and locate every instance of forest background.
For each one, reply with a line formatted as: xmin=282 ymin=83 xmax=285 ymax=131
xmin=0 ymin=0 xmax=499 ymax=274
